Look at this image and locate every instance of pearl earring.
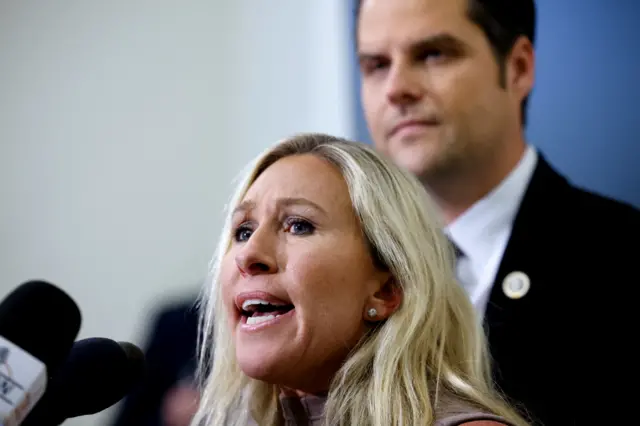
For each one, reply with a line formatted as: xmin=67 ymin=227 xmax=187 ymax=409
xmin=367 ymin=308 xmax=378 ymax=318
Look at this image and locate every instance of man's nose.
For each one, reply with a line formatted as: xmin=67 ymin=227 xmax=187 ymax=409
xmin=385 ymin=62 xmax=425 ymax=106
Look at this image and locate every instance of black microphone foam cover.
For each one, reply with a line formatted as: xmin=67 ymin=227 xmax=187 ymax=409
xmin=0 ymin=280 xmax=81 ymax=374
xmin=21 ymin=337 xmax=147 ymax=425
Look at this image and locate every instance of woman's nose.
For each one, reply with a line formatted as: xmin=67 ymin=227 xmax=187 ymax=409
xmin=234 ymin=233 xmax=278 ymax=276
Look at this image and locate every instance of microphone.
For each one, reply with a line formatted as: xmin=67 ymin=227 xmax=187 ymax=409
xmin=21 ymin=337 xmax=146 ymax=425
xmin=0 ymin=280 xmax=82 ymax=426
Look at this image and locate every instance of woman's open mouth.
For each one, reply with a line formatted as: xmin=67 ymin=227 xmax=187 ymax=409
xmin=240 ymin=299 xmax=295 ymax=328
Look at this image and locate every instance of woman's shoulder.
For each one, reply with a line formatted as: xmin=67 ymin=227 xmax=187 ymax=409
xmin=435 ymin=414 xmax=513 ymax=426
xmin=434 ymin=392 xmax=515 ymax=426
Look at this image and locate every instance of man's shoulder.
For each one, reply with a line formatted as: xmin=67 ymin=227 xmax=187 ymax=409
xmin=568 ymin=184 xmax=638 ymax=221
xmin=506 ymin=160 xmax=638 ymax=283
xmin=520 ymin=156 xmax=638 ymax=233
xmin=520 ymin=177 xmax=638 ymax=256
xmin=558 ymin=184 xmax=639 ymax=250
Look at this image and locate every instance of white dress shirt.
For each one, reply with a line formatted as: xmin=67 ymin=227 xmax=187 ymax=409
xmin=446 ymin=145 xmax=538 ymax=319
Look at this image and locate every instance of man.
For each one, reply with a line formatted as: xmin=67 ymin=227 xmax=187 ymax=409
xmin=355 ymin=0 xmax=639 ymax=424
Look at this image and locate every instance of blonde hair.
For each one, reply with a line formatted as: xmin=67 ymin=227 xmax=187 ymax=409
xmin=192 ymin=133 xmax=528 ymax=426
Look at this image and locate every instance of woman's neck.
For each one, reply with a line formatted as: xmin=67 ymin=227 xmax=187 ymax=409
xmin=280 ymin=387 xmax=329 ymax=398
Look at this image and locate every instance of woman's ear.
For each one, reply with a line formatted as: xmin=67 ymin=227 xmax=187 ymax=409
xmin=364 ymin=274 xmax=402 ymax=322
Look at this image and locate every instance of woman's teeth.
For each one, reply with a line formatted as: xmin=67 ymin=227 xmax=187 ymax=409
xmin=242 ymin=299 xmax=282 ymax=310
xmin=246 ymin=314 xmax=277 ymax=325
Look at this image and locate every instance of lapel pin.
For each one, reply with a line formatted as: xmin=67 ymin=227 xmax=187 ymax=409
xmin=502 ymin=271 xmax=530 ymax=299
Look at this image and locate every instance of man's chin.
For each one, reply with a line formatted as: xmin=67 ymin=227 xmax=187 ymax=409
xmin=386 ymin=133 xmax=442 ymax=171
xmin=392 ymin=149 xmax=439 ymax=180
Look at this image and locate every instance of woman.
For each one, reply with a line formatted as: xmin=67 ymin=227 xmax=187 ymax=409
xmin=191 ymin=134 xmax=529 ymax=426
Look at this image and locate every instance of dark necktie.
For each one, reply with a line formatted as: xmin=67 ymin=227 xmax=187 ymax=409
xmin=448 ymin=238 xmax=464 ymax=261
xmin=448 ymin=238 xmax=475 ymax=299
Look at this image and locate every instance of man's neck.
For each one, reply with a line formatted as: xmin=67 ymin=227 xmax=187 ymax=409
xmin=427 ymin=142 xmax=527 ymax=225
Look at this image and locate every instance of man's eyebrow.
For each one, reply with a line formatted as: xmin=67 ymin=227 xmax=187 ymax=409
xmin=358 ymin=32 xmax=469 ymax=61
xmin=231 ymin=197 xmax=327 ymax=217
xmin=409 ymin=33 xmax=469 ymax=53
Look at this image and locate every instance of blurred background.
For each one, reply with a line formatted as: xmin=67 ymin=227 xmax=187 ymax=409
xmin=0 ymin=0 xmax=637 ymax=425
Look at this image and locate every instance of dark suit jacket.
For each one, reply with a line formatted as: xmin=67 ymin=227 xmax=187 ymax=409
xmin=111 ymin=298 xmax=200 ymax=426
xmin=484 ymin=154 xmax=639 ymax=426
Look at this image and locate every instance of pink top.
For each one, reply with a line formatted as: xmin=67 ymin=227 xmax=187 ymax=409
xmin=245 ymin=393 xmax=514 ymax=425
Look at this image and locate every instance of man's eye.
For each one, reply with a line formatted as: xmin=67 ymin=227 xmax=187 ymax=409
xmin=360 ymin=58 xmax=389 ymax=75
xmin=421 ymin=49 xmax=443 ymax=60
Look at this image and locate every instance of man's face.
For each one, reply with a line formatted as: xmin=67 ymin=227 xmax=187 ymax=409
xmin=357 ymin=0 xmax=519 ymax=182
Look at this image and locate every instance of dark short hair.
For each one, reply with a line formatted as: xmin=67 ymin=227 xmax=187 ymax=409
xmin=355 ymin=0 xmax=536 ymax=126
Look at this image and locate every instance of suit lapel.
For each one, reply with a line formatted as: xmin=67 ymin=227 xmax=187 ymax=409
xmin=484 ymin=155 xmax=571 ymax=340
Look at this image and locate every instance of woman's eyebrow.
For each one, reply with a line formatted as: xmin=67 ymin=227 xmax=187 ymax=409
xmin=232 ymin=197 xmax=327 ymax=217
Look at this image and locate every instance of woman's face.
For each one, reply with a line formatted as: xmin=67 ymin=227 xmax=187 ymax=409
xmin=221 ymin=154 xmax=390 ymax=393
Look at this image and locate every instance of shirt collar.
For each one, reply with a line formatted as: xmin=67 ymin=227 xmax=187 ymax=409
xmin=446 ymin=145 xmax=538 ymax=266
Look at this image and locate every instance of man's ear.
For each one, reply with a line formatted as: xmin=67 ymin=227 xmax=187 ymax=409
xmin=364 ymin=274 xmax=402 ymax=322
xmin=506 ymin=35 xmax=535 ymax=106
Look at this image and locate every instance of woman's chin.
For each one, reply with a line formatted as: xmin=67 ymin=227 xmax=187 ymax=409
xmin=236 ymin=345 xmax=336 ymax=395
xmin=234 ymin=311 xmax=299 ymax=381
xmin=236 ymin=345 xmax=291 ymax=383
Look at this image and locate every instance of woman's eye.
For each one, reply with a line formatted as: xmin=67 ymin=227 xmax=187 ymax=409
xmin=233 ymin=219 xmax=314 ymax=241
xmin=234 ymin=226 xmax=253 ymax=242
xmin=285 ymin=219 xmax=315 ymax=236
